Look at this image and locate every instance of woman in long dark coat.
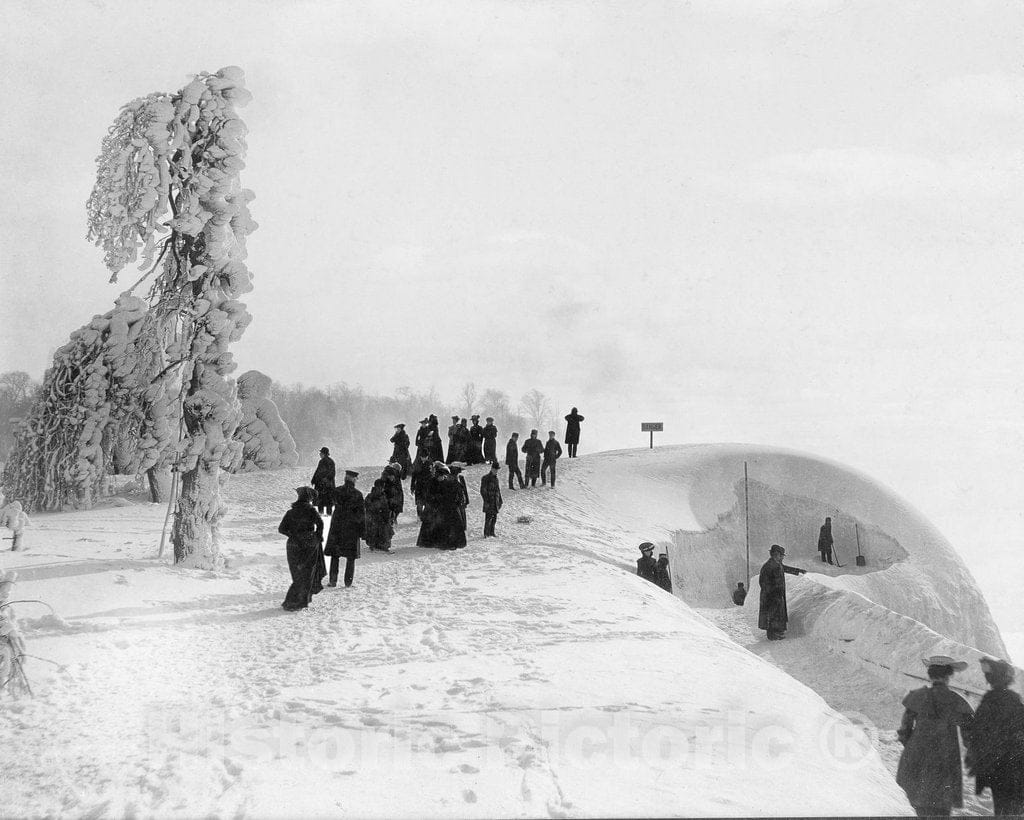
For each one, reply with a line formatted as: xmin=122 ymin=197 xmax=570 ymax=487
xmin=897 ymin=656 xmax=975 ymax=816
xmin=278 ymin=486 xmax=324 ymax=611
xmin=389 ymin=424 xmax=412 ymax=478
xmin=364 ymin=479 xmax=394 ymax=552
xmin=466 ymin=416 xmax=485 ymax=465
xmin=439 ymin=471 xmax=467 ymax=549
xmin=324 ymin=472 xmax=364 ymax=587
xmin=563 ymin=408 xmax=584 ymax=458
xmin=382 ymin=463 xmax=405 ymax=524
xmin=427 ymin=415 xmax=445 ymax=462
xmin=966 ymin=657 xmax=1024 ymax=815
xmin=416 ymin=463 xmax=447 ymax=547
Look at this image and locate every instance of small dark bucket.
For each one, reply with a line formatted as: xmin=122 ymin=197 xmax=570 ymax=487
xmin=855 ymin=555 xmax=866 ymax=566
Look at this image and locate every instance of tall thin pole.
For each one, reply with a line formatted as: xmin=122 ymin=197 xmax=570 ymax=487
xmin=744 ymin=461 xmax=750 ymax=581
xmin=650 ymin=430 xmax=654 ymax=449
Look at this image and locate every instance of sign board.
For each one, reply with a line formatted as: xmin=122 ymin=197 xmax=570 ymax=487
xmin=641 ymin=422 xmax=663 ymax=432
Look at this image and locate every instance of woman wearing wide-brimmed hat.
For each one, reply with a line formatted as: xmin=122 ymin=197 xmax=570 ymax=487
xmin=966 ymin=657 xmax=1024 ymax=816
xmin=896 ymin=655 xmax=975 ymax=816
xmin=278 ymin=486 xmax=325 ymax=611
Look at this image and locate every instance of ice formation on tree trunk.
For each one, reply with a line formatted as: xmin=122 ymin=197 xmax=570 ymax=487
xmin=0 ymin=570 xmax=28 ymax=696
xmin=86 ymin=66 xmax=257 ymax=569
xmin=0 ymin=501 xmax=29 ymax=552
xmin=232 ymin=370 xmax=298 ymax=472
xmin=1 ymin=294 xmax=173 ymax=511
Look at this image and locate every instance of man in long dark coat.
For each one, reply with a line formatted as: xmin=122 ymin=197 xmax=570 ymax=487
xmin=325 ymin=470 xmax=364 ymax=587
xmin=563 ymin=407 xmax=584 ymax=458
xmin=817 ymin=516 xmax=834 ymax=564
xmin=480 ymin=461 xmax=503 ymax=537
xmin=757 ymin=544 xmax=805 ymax=640
xmin=506 ymin=432 xmax=525 ymax=489
xmin=636 ymin=542 xmax=657 ymax=582
xmin=389 ymin=424 xmax=411 ymax=479
xmin=446 ymin=416 xmax=461 ymax=463
xmin=440 ymin=470 xmax=468 ymax=549
xmin=466 ymin=415 xmax=485 ymax=465
xmin=311 ymin=446 xmax=336 ymax=515
xmin=521 ymin=429 xmax=544 ymax=488
xmin=540 ymin=431 xmax=563 ymax=488
xmin=482 ymin=417 xmax=498 ymax=463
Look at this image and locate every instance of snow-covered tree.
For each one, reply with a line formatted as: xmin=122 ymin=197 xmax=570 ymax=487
xmin=232 ymin=370 xmax=298 ymax=472
xmin=86 ymin=66 xmax=257 ymax=568
xmin=1 ymin=295 xmax=173 ymax=511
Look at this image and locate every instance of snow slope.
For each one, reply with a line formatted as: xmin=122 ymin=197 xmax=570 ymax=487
xmin=0 ymin=449 xmax=920 ymax=817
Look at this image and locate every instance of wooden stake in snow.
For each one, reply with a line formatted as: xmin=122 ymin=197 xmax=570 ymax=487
xmin=744 ymin=461 xmax=750 ymax=583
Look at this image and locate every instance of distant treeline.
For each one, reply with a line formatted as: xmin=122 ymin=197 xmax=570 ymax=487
xmin=271 ymin=382 xmax=564 ymax=468
xmin=0 ymin=372 xmax=40 ymax=463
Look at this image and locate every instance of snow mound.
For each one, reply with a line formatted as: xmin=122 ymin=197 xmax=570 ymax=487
xmin=542 ymin=445 xmax=1011 ymax=699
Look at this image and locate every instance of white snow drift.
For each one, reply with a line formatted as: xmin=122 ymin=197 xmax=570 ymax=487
xmin=0 ymin=444 xmax=1009 ymax=817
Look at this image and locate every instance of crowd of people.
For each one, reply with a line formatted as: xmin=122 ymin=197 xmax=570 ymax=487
xmin=279 ymin=408 xmax=587 ymax=607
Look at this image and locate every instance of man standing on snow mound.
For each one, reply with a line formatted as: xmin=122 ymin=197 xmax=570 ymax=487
xmin=636 ymin=542 xmax=658 ymax=582
xmin=480 ymin=461 xmax=503 ymax=537
xmin=325 ymin=470 xmax=365 ymax=587
xmin=757 ymin=544 xmax=806 ymax=640
xmin=540 ymin=430 xmax=562 ymax=488
xmin=311 ymin=446 xmax=336 ymax=516
xmin=817 ymin=516 xmax=834 ymax=564
xmin=506 ymin=432 xmax=525 ymax=490
xmin=482 ymin=417 xmax=498 ymax=463
xmin=563 ymin=407 xmax=584 ymax=458
xmin=521 ymin=429 xmax=544 ymax=488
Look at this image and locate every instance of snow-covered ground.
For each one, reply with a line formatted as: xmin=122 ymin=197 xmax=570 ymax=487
xmin=1 ymin=445 xmax=1013 ymax=817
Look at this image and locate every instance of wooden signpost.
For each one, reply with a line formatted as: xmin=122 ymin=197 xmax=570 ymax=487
xmin=641 ymin=422 xmax=663 ymax=449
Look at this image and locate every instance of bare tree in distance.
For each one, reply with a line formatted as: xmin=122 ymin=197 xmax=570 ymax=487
xmin=459 ymin=382 xmax=478 ymax=419
xmin=520 ymin=389 xmax=551 ymax=431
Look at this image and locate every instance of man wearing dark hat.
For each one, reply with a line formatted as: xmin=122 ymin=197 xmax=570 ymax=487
xmin=540 ymin=430 xmax=563 ymax=488
xmin=966 ymin=657 xmax=1024 ymax=816
xmin=636 ymin=542 xmax=657 ymax=583
xmin=389 ymin=424 xmax=411 ymax=479
xmin=480 ymin=461 xmax=503 ymax=537
xmin=757 ymin=544 xmax=806 ymax=640
xmin=446 ymin=416 xmax=461 ymax=464
xmin=505 ymin=432 xmax=525 ymax=490
xmin=311 ymin=446 xmax=336 ymax=516
xmin=521 ymin=429 xmax=544 ymax=488
xmin=482 ymin=417 xmax=498 ymax=463
xmin=324 ymin=470 xmax=365 ymax=587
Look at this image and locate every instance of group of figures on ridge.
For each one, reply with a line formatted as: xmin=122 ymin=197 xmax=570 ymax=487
xmin=277 ymin=407 xmax=586 ymax=608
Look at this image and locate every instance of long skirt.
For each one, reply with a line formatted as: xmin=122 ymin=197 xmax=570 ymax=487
xmin=283 ymin=539 xmax=318 ymax=610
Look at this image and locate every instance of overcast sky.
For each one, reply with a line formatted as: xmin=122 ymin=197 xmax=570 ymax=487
xmin=1 ymin=1 xmax=1022 ymax=635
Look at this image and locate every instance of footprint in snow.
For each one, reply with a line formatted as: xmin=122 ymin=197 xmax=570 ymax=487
xmin=462 ymin=789 xmax=477 ymax=803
